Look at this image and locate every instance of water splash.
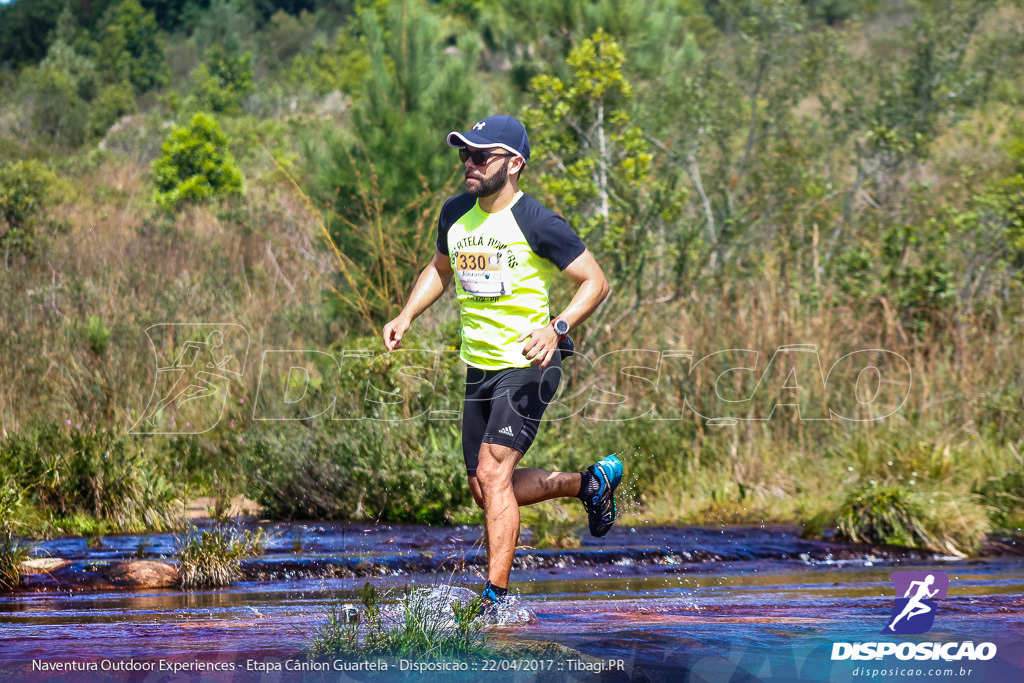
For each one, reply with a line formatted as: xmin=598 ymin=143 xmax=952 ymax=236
xmin=375 ymin=585 xmax=536 ymax=629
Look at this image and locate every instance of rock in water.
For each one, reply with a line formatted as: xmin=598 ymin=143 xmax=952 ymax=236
xmin=100 ymin=561 xmax=179 ymax=588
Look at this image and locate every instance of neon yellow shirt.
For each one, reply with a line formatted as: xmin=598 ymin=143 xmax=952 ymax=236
xmin=437 ymin=192 xmax=585 ymax=369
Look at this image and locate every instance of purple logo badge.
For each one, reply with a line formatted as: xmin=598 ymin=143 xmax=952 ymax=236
xmin=884 ymin=571 xmax=949 ymax=635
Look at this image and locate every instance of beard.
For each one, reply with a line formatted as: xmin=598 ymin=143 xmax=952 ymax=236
xmin=467 ymin=159 xmax=509 ymax=197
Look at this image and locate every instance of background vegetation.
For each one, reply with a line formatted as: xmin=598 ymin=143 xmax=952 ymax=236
xmin=1 ymin=0 xmax=1022 ymax=557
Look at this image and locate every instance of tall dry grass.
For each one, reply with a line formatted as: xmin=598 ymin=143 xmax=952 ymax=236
xmin=0 ymin=94 xmax=1020 ymax=554
xmin=0 ymin=151 xmax=335 ymax=434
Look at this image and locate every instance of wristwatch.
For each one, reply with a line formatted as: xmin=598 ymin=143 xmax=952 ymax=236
xmin=552 ymin=318 xmax=570 ymax=337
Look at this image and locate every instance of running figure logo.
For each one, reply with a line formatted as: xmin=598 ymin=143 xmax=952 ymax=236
xmin=131 ymin=323 xmax=249 ymax=434
xmin=884 ymin=571 xmax=949 ymax=635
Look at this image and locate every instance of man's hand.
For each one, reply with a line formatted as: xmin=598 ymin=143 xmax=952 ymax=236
xmin=517 ymin=324 xmax=560 ymax=368
xmin=382 ymin=316 xmax=411 ymax=352
xmin=382 ymin=250 xmax=453 ymax=352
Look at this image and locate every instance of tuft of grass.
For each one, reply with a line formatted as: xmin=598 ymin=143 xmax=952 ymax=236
xmin=0 ymin=535 xmax=31 ymax=592
xmin=174 ymin=525 xmax=267 ymax=589
xmin=308 ymin=583 xmax=488 ymax=661
xmin=976 ymin=469 xmax=1024 ymax=531
xmin=0 ymin=483 xmax=32 ymax=592
xmin=836 ymin=484 xmax=989 ymax=556
xmin=837 ymin=484 xmax=933 ymax=548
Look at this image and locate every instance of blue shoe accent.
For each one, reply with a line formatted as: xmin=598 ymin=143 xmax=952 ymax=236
xmin=596 ymin=454 xmax=623 ymax=489
xmin=465 ymin=583 xmax=505 ymax=620
xmin=480 ymin=586 xmax=501 ymax=605
xmin=584 ymin=454 xmax=623 ymax=537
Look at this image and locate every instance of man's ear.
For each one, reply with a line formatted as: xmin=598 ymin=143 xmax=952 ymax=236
xmin=510 ymin=155 xmax=526 ymax=176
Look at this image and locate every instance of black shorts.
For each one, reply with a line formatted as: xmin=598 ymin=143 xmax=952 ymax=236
xmin=461 ymin=357 xmax=562 ymax=476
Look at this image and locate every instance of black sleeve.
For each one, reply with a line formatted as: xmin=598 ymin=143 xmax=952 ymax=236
xmin=436 ymin=194 xmax=476 ymax=255
xmin=512 ymin=194 xmax=586 ymax=270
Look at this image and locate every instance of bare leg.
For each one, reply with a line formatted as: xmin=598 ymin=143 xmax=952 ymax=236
xmin=511 ymin=468 xmax=581 ymax=505
xmin=473 ymin=442 xmax=523 ymax=589
xmin=468 ymin=469 xmax=582 ymax=508
xmin=471 ymin=444 xmax=584 ymax=588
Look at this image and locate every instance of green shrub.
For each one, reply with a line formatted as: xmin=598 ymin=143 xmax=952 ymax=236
xmin=976 ymin=470 xmax=1024 ymax=531
xmin=18 ymin=40 xmax=97 ymax=146
xmin=241 ymin=344 xmax=472 ymax=524
xmin=837 ymin=484 xmax=932 ymax=548
xmin=0 ymin=159 xmax=61 ymax=260
xmin=241 ymin=421 xmax=471 ymax=524
xmin=73 ymin=314 xmax=112 ymax=356
xmin=193 ymin=45 xmax=255 ymax=114
xmin=98 ymin=0 xmax=168 ymax=93
xmin=520 ymin=501 xmax=582 ymax=549
xmin=87 ymin=81 xmax=137 ymax=140
xmin=152 ymin=112 xmax=243 ymax=211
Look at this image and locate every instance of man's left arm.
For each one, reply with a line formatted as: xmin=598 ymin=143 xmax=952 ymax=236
xmin=519 ymin=248 xmax=610 ymax=368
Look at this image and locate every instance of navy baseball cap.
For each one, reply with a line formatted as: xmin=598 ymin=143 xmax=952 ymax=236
xmin=447 ymin=115 xmax=531 ymax=162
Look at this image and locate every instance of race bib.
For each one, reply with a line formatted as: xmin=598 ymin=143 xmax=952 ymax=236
xmin=455 ymin=250 xmax=512 ymax=298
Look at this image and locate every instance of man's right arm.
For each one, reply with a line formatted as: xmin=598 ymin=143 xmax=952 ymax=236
xmin=382 ymin=249 xmax=454 ymax=351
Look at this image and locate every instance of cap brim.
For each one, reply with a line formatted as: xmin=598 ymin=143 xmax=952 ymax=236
xmin=446 ymin=131 xmax=524 ymax=159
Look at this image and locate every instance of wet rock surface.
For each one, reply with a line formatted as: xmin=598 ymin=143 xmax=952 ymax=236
xmin=11 ymin=524 xmax=1014 ymax=593
xmin=19 ymin=560 xmax=179 ymax=591
xmin=2 ymin=523 xmax=1021 ymax=682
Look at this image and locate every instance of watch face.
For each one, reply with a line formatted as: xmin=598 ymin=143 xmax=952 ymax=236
xmin=554 ymin=319 xmax=569 ymax=335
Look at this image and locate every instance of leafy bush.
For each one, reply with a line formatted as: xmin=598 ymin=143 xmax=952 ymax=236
xmin=98 ymin=0 xmax=168 ymax=93
xmin=87 ymin=81 xmax=137 ymax=140
xmin=82 ymin=315 xmax=112 ymax=356
xmin=520 ymin=501 xmax=582 ymax=549
xmin=193 ymin=45 xmax=255 ymax=114
xmin=152 ymin=112 xmax=244 ymax=211
xmin=18 ymin=39 xmax=98 ymax=146
xmin=0 ymin=535 xmax=31 ymax=593
xmin=0 ymin=160 xmax=61 ymax=260
xmin=240 ymin=343 xmax=472 ymax=524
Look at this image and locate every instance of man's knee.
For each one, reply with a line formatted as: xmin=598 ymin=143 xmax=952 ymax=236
xmin=475 ymin=459 xmax=505 ymax=493
xmin=475 ymin=443 xmax=520 ymax=493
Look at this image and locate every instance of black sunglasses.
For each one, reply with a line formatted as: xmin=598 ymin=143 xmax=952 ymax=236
xmin=459 ymin=148 xmax=512 ymax=165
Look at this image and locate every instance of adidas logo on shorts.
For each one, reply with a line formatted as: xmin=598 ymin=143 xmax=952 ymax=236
xmin=499 ymin=425 xmax=515 ymax=437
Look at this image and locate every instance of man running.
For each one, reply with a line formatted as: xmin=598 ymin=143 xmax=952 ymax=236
xmin=382 ymin=114 xmax=622 ymax=612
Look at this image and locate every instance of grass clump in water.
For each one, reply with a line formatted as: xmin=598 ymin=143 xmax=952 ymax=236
xmin=0 ymin=535 xmax=31 ymax=592
xmin=836 ymin=484 xmax=989 ymax=556
xmin=308 ymin=583 xmax=488 ymax=661
xmin=174 ymin=525 xmax=266 ymax=589
xmin=0 ymin=483 xmax=32 ymax=592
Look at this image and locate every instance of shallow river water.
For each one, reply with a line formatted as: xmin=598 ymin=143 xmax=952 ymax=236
xmin=1 ymin=524 xmax=1022 ymax=682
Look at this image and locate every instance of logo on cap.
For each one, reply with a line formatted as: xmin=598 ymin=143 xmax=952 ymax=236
xmin=472 ymin=121 xmax=486 ymax=130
